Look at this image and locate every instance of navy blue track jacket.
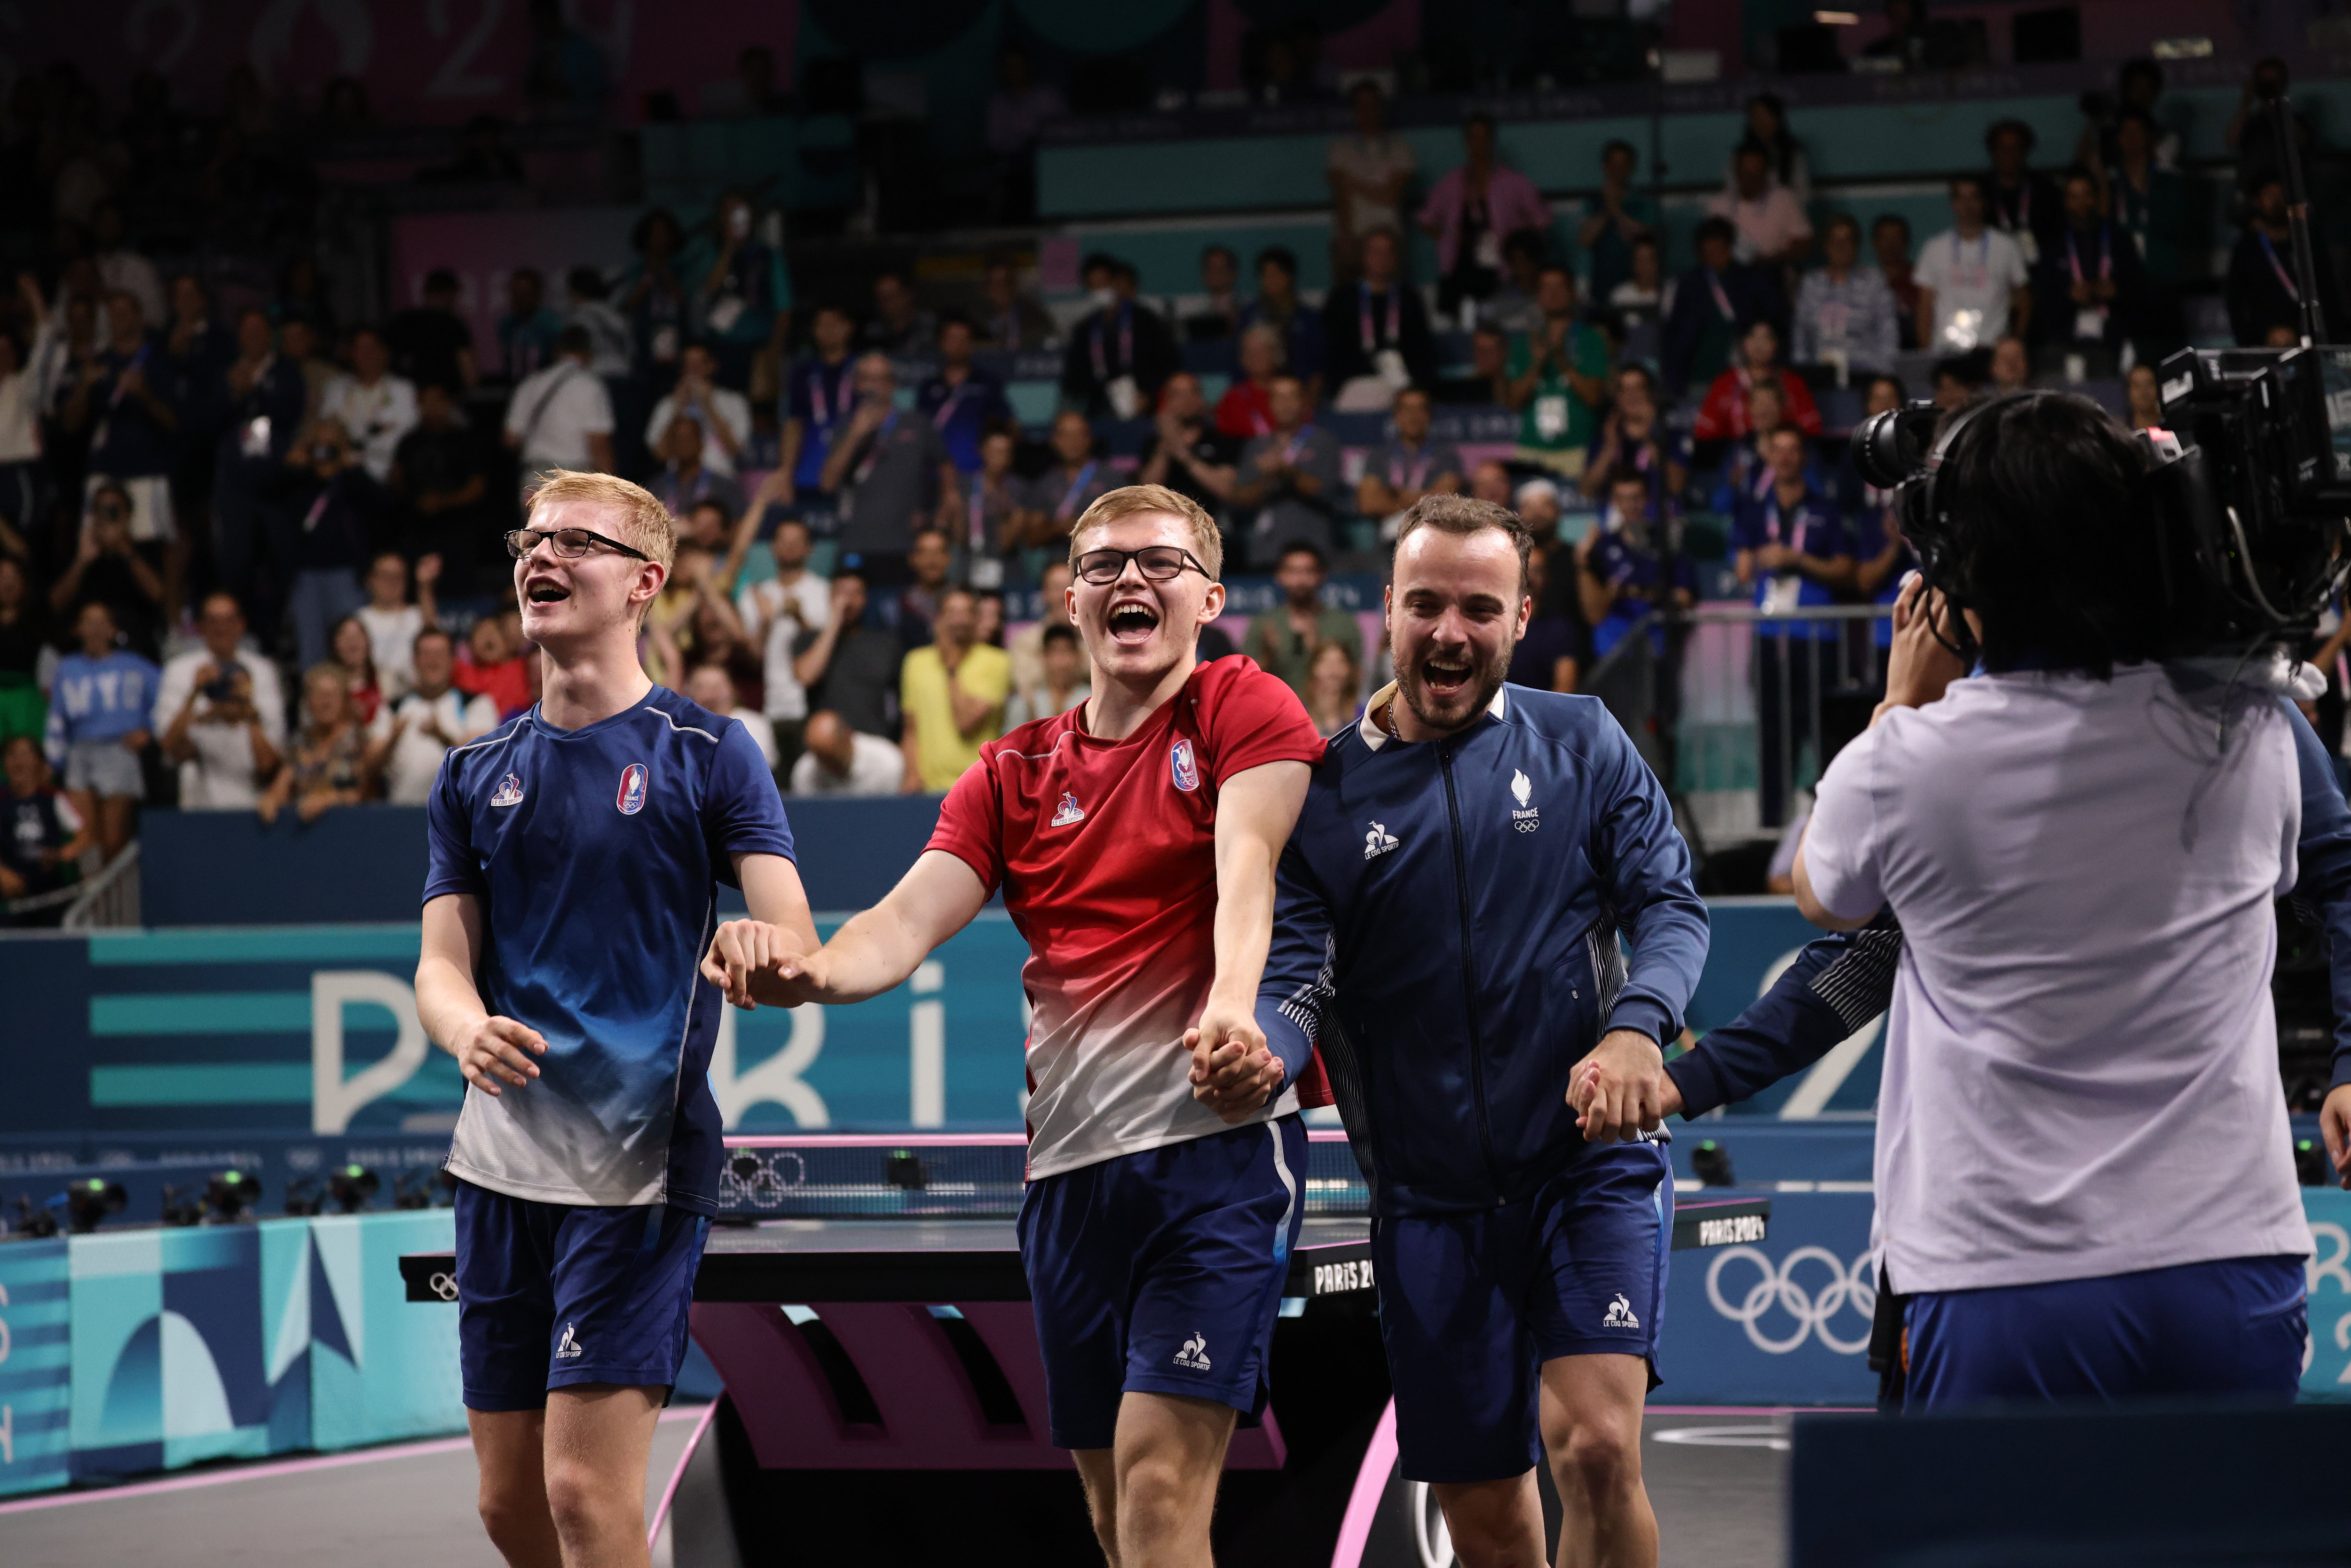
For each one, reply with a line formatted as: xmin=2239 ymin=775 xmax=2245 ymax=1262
xmin=1670 ymin=699 xmax=2351 ymax=1117
xmin=1254 ymin=685 xmax=1710 ymax=1216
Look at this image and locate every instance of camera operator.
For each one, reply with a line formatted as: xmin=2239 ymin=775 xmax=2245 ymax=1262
xmin=1786 ymin=392 xmax=2312 ymax=1406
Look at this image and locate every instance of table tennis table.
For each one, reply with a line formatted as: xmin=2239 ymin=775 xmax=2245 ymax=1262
xmin=401 ymin=1131 xmax=1767 ymax=1568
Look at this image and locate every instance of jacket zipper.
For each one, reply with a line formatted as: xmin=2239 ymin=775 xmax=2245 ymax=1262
xmin=1436 ymin=746 xmax=1502 ymax=1190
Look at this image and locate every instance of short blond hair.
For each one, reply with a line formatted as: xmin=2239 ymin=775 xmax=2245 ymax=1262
xmin=527 ymin=469 xmax=677 ymax=569
xmin=1067 ymin=484 xmax=1223 ymax=578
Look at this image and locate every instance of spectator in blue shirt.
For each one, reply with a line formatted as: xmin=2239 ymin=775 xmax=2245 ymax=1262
xmin=781 ymin=303 xmax=857 ymax=519
xmin=916 ymin=315 xmax=1012 ymax=475
xmin=1663 ymin=216 xmax=1784 ymax=398
xmin=495 ymin=268 xmax=565 ymax=383
xmin=44 ymin=600 xmax=157 ymax=862
xmin=1581 ymin=472 xmax=1698 ymax=661
xmin=694 ymin=188 xmax=793 ymax=391
xmin=1731 ymin=425 xmax=1853 ymax=827
xmin=1237 ymin=246 xmax=1326 ymax=404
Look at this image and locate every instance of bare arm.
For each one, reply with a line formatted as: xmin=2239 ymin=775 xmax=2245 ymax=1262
xmin=696 ymin=851 xmax=821 ymax=1009
xmin=417 ymin=892 xmax=550 ymax=1095
xmin=1186 ymin=760 xmax=1314 ymax=1120
xmin=944 ymin=656 xmax=994 ymax=736
xmin=726 ymin=849 xmax=992 ymax=1008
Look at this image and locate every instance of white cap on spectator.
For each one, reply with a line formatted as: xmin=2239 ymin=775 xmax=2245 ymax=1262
xmin=1515 ymin=478 xmax=1560 ymax=511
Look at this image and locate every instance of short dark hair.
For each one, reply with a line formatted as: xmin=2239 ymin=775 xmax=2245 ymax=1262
xmin=1501 ymin=229 xmax=1548 ymax=267
xmin=1984 ymin=118 xmax=2036 ymax=155
xmin=2120 ymin=57 xmax=2164 ymax=96
xmin=1930 ymin=392 xmax=2162 ymax=679
xmin=1278 ymin=541 xmax=1327 ymax=569
xmin=1601 ymin=138 xmax=1637 ymax=163
xmin=1080 ymin=251 xmax=1121 ymax=280
xmin=1255 ymin=246 xmax=1299 ymax=280
xmin=1949 ymin=173 xmax=1986 ymax=201
xmin=1201 ymin=243 xmax=1238 ymax=269
xmin=1465 ymin=111 xmax=1496 ymax=135
xmin=1824 ymin=213 xmax=1862 ymax=241
xmin=1868 ymin=372 xmax=1908 ymax=402
xmin=1872 ymin=212 xmax=1912 ymax=238
xmin=414 ymin=626 xmax=456 ymax=655
xmin=1733 ymin=136 xmax=1771 ymax=165
xmin=567 ymin=265 xmax=609 ymax=300
xmin=1392 ymin=494 xmax=1532 ymax=589
xmin=1694 ymin=216 xmax=1737 ymax=251
xmin=555 ymin=323 xmax=593 ymax=357
xmin=1041 ymin=622 xmax=1080 ymax=651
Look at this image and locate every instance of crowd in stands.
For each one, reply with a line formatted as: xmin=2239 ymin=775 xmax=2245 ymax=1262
xmin=0 ymin=45 xmax=2336 ymax=919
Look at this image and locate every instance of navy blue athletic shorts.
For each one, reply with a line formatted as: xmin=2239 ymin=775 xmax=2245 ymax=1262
xmin=1902 ymin=1253 xmax=2308 ymax=1410
xmin=1018 ymin=1115 xmax=1307 ymax=1450
xmin=1373 ymin=1141 xmax=1672 ymax=1484
xmin=454 ymin=1178 xmax=713 ymax=1411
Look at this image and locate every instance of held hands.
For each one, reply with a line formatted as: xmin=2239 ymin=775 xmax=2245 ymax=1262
xmin=1566 ymin=1028 xmax=1671 ymax=1142
xmin=453 ymin=1015 xmax=548 ymax=1096
xmin=1752 ymin=542 xmax=1793 ymax=573
xmin=2321 ymin=1084 xmax=2351 ymax=1190
xmin=1187 ymin=1001 xmax=1283 ymax=1123
xmin=701 ymin=919 xmax=813 ymax=1009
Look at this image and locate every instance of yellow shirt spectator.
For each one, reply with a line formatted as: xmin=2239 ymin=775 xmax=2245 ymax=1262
xmin=900 ymin=640 xmax=1012 ymax=791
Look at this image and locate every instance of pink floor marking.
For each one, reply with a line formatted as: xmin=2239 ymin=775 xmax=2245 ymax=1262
xmin=1327 ymin=1398 xmax=1399 ymax=1568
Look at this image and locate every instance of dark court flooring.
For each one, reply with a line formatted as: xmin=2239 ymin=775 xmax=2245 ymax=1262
xmin=0 ymin=1410 xmax=1783 ymax=1568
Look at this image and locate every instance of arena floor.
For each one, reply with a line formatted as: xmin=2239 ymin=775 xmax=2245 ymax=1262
xmin=0 ymin=1409 xmax=1786 ymax=1567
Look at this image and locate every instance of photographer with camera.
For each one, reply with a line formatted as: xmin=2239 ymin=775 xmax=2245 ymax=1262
xmin=1778 ymin=391 xmax=2312 ymax=1406
xmin=274 ymin=418 xmax=383 ymax=670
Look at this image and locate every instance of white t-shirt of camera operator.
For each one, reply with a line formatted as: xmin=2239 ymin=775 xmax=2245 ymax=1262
xmin=1915 ymin=229 xmax=2028 ymax=352
xmin=1803 ymin=664 xmax=2312 ymax=1295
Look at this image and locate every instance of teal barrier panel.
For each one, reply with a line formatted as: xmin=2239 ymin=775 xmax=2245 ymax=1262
xmin=2306 ymin=1188 xmax=2351 ymax=1401
xmin=0 ymin=1239 xmax=69 ymax=1497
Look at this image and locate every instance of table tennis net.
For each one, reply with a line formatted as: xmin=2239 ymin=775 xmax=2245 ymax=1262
xmin=716 ymin=1138 xmax=1372 ymax=1219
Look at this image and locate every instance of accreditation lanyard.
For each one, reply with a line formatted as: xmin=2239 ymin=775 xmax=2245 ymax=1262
xmin=1705 ymin=270 xmax=1736 ymax=323
xmin=106 ymin=344 xmax=153 ymax=410
xmin=1281 ymin=426 xmax=1315 ymax=468
xmin=1762 ymin=492 xmax=1812 ymax=553
xmin=2259 ymin=232 xmax=2300 ymax=301
xmin=2065 ymin=228 xmax=2113 ymax=287
xmin=1359 ymin=284 xmax=1401 ymax=350
xmin=930 ymin=378 xmax=970 ymax=431
xmin=1388 ymin=442 xmax=1430 ymax=491
xmin=808 ymin=360 xmax=849 ymax=426
xmin=1055 ymin=461 xmax=1099 ymax=520
xmin=1089 ymin=306 xmax=1132 ymax=381
xmin=969 ymin=480 xmax=1000 ymax=551
xmin=851 ymin=411 xmax=899 ymax=486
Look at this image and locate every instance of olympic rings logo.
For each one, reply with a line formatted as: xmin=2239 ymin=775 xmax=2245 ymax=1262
xmin=1704 ymin=1246 xmax=1876 ymax=1355
xmin=426 ymin=1271 xmax=459 ymax=1302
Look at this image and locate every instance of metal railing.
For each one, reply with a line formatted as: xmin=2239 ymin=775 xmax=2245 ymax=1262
xmin=61 ymin=843 xmax=141 ymax=930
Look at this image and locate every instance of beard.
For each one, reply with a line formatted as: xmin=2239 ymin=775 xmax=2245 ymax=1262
xmin=1393 ymin=632 xmax=1516 ymax=737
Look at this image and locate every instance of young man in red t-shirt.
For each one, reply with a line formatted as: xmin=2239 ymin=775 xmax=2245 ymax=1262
xmin=703 ymin=483 xmax=1327 ymax=1567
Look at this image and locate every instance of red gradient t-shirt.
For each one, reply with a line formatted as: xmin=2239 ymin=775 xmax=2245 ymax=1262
xmin=926 ymin=655 xmax=1330 ymax=1178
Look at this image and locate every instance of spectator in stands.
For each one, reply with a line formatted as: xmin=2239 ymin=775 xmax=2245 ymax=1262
xmin=1581 ymin=139 xmax=1658 ymax=307
xmin=918 ymin=315 xmax=1011 ymax=475
xmin=1005 ymin=620 xmax=1089 ymax=727
xmin=1708 ymin=378 xmax=1792 ymax=515
xmin=504 ymin=325 xmax=614 ymax=498
xmin=1469 ymin=459 xmax=1513 ymax=505
xmin=622 ymin=211 xmax=689 ymax=389
xmin=1738 ymin=94 xmax=1812 ymax=201
xmin=1582 ymin=363 xmax=1688 ymax=504
xmin=277 ymin=418 xmax=380 ymax=669
xmin=1696 ymin=317 xmax=1822 ymax=441
xmin=1580 ymin=474 xmax=1696 ymax=656
xmin=1243 ymin=541 xmax=1362 ymax=699
xmin=781 ymin=303 xmax=857 ymax=519
xmin=1916 ymin=176 xmax=2031 ymax=353
xmin=2126 ymin=362 xmax=2162 ymax=431
xmin=158 ymin=591 xmax=284 ymax=809
xmin=1060 ymin=253 xmax=1177 ymax=418
xmin=683 ymin=661 xmax=776 ymax=771
xmin=1832 ymin=372 xmax=1908 ymax=516
xmin=2033 ymin=168 xmax=2151 ymax=376
xmin=90 ymin=203 xmax=165 ymax=329
xmin=387 ymin=269 xmax=478 ymax=392
xmin=1607 ymin=235 xmax=1667 ymax=335
xmin=279 ymin=315 xmax=337 ymax=423
xmin=1183 ymin=245 xmax=1244 ymax=341
xmin=47 ymin=484 xmax=165 ymax=660
xmin=319 ymin=325 xmax=418 ymax=483
xmin=383 ymin=626 xmax=494 ymax=804
xmin=457 ymin=608 xmax=531 ymax=718
xmin=355 ymin=551 xmax=439 ymax=701
xmin=899 ymin=584 xmax=1008 ymax=792
xmin=1665 ymin=216 xmax=1783 ymax=398
xmin=1233 ymin=374 xmax=1341 ymax=567
xmin=44 ymin=599 xmax=153 ymax=862
xmin=1009 ymin=559 xmax=1074 ymax=699
xmin=0 ymin=285 xmax=43 ymax=552
xmin=697 ymin=188 xmax=793 ymax=391
xmin=1793 ymin=214 xmax=1900 ymax=375
xmin=1322 ymin=226 xmax=1434 ymax=408
xmin=643 ymin=341 xmax=751 ymax=478
xmin=1139 ymin=371 xmax=1239 ymax=518
xmin=2227 ymin=178 xmax=2337 ymax=348
xmin=330 ymin=614 xmax=387 ymax=723
xmin=164 ymin=275 xmax=233 ymax=410
xmin=1238 ymin=247 xmax=1326 ymax=404
xmin=957 ymin=428 xmax=1028 ymax=589
xmin=986 ymin=45 xmax=1067 ymax=222
xmin=878 ymin=527 xmax=952 ymax=650
xmin=1988 ymin=333 xmax=2030 ymax=393
xmin=1872 ymin=214 xmax=1922 ymax=351
xmin=2076 ymin=60 xmax=2178 ymax=173
xmin=1435 ymin=324 xmax=1512 ymax=407
xmin=1020 ymin=410 xmax=1114 ymax=552
xmin=65 ymin=291 xmax=181 ymax=605
xmin=1420 ymin=112 xmax=1550 ymax=322
xmin=1732 ymin=425 xmax=1852 ymax=827
xmin=1932 ymin=349 xmax=1991 ymax=409
xmin=1328 ymin=80 xmax=1416 ymax=277
xmin=1507 ymin=266 xmax=1610 ymax=481
xmin=495 ymin=268 xmax=564 ymax=383
xmin=1357 ymin=386 xmax=1464 ymax=536
xmin=1508 ymin=544 xmax=1586 ymax=696
xmin=862 ymin=269 xmax=938 ymax=358
xmin=735 ymin=513 xmax=827 ymax=754
xmin=0 ymin=733 xmax=90 ymax=923
xmin=1516 ymin=478 xmax=1565 ymax=547
xmin=789 ymin=707 xmax=903 ymax=797
xmin=0 ymin=558 xmax=44 ymax=748
xmin=648 ymin=414 xmax=746 ymax=522
xmin=388 ymin=383 xmax=488 ymax=581
xmin=2106 ymin=108 xmax=2188 ymax=296
xmin=979 ymin=254 xmax=1057 ymax=351
xmin=1216 ymin=323 xmax=1284 ymax=439
xmin=565 ymin=266 xmax=631 ymax=379
xmin=212 ymin=305 xmax=303 ymax=622
xmin=2228 ymin=56 xmax=2295 ymax=187
xmin=1709 ymin=139 xmax=1813 ymax=268
xmin=258 ymin=662 xmax=379 ymax=824
xmin=1301 ymin=636 xmax=1363 ymax=738
xmin=1984 ymin=118 xmax=2062 ymax=266
xmin=1481 ymin=229 xmax=1551 ymax=336
xmin=822 ymin=354 xmax=960 ymax=584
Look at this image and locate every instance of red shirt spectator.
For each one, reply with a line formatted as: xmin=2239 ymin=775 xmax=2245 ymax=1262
xmin=456 ymin=614 xmax=533 ymax=718
xmin=1691 ymin=320 xmax=1822 ymax=441
xmin=1215 ymin=322 xmax=1282 ymax=439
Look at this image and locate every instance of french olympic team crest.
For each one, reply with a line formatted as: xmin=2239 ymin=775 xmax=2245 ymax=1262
xmin=616 ymin=763 xmax=649 ymax=815
xmin=1170 ymin=738 xmax=1200 ymax=792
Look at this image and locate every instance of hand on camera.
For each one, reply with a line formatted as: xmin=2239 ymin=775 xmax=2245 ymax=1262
xmin=1876 ymin=572 xmax=1970 ymax=723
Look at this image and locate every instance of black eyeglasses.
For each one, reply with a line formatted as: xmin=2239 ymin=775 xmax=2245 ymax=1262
xmin=1073 ymin=545 xmax=1211 ymax=586
xmin=504 ymin=527 xmax=651 ymax=562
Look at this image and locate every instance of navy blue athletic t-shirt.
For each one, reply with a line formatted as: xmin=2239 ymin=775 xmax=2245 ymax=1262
xmin=423 ymin=686 xmax=794 ymax=1214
